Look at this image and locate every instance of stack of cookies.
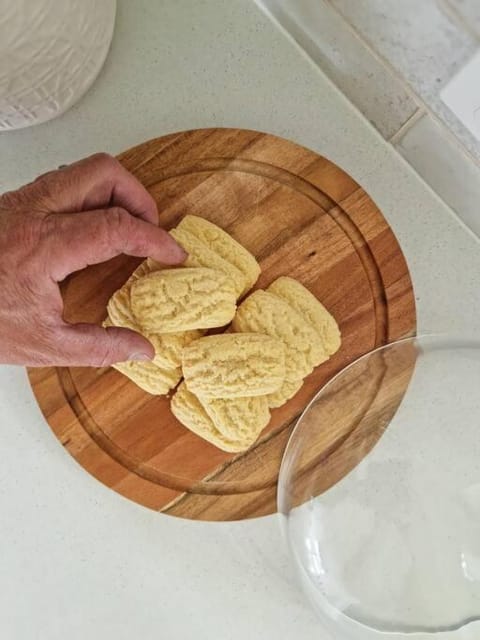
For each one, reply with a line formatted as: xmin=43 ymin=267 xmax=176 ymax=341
xmin=234 ymin=278 xmax=341 ymax=408
xmin=104 ymin=215 xmax=341 ymax=452
xmin=173 ymin=333 xmax=285 ymax=452
xmin=104 ymin=215 xmax=259 ymax=395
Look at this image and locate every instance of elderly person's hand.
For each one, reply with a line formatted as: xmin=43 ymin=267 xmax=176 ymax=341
xmin=0 ymin=153 xmax=186 ymax=367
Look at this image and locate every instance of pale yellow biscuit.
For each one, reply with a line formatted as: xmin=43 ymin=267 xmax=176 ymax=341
xmin=112 ymin=360 xmax=182 ymax=396
xmin=169 ymin=227 xmax=247 ymax=298
xmin=147 ymin=330 xmax=203 ymax=369
xmin=268 ymin=277 xmax=341 ymax=356
xmin=130 ymin=267 xmax=236 ymax=333
xmin=102 ymin=315 xmax=120 ymax=330
xmin=146 ymin=256 xmax=164 ymax=273
xmin=232 ymin=290 xmax=328 ymax=381
xmin=115 ymin=260 xmax=153 ymax=293
xmin=171 ymin=383 xmax=253 ymax=452
xmin=182 ymin=333 xmax=285 ymax=398
xmin=107 ymin=262 xmax=152 ymax=331
xmin=176 ymin=215 xmax=260 ymax=295
xmin=128 ymin=259 xmax=151 ymax=283
xmin=107 ymin=287 xmax=137 ymax=331
xmin=200 ymin=394 xmax=270 ymax=441
xmin=267 ymin=378 xmax=304 ymax=409
xmin=106 ymin=289 xmax=202 ymax=369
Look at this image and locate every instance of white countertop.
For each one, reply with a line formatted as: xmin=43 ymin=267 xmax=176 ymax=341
xmin=1 ymin=2 xmax=479 ymax=639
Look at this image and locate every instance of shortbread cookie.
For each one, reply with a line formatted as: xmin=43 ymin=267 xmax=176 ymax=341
xmin=176 ymin=215 xmax=260 ymax=295
xmin=107 ymin=286 xmax=137 ymax=330
xmin=200 ymin=393 xmax=270 ymax=441
xmin=145 ymin=256 xmax=165 ymax=273
xmin=128 ymin=259 xmax=151 ymax=282
xmin=267 ymin=378 xmax=304 ymax=409
xmin=148 ymin=330 xmax=203 ymax=370
xmin=232 ymin=290 xmax=328 ymax=381
xmin=182 ymin=333 xmax=285 ymax=398
xmin=169 ymin=227 xmax=247 ymax=298
xmin=130 ymin=267 xmax=236 ymax=333
xmin=112 ymin=360 xmax=181 ymax=396
xmin=106 ymin=290 xmax=202 ymax=369
xmin=268 ymin=277 xmax=341 ymax=356
xmin=171 ymin=383 xmax=252 ymax=452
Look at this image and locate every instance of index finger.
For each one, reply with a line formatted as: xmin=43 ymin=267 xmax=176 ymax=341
xmin=31 ymin=153 xmax=159 ymax=223
xmin=46 ymin=208 xmax=187 ymax=281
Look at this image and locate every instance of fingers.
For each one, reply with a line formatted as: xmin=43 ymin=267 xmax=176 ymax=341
xmin=30 ymin=153 xmax=159 ymax=223
xmin=45 ymin=207 xmax=187 ymax=281
xmin=53 ymin=323 xmax=155 ymax=367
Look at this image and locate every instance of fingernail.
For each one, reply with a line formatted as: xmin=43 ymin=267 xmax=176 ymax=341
xmin=173 ymin=244 xmax=188 ymax=261
xmin=167 ymin=233 xmax=188 ymax=261
xmin=129 ymin=352 xmax=152 ymax=362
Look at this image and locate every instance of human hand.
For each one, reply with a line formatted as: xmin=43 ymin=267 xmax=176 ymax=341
xmin=0 ymin=153 xmax=186 ymax=367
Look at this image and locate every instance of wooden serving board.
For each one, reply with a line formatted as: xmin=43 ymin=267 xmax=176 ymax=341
xmin=28 ymin=128 xmax=416 ymax=521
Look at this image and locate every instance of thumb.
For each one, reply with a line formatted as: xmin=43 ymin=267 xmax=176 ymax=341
xmin=56 ymin=322 xmax=155 ymax=367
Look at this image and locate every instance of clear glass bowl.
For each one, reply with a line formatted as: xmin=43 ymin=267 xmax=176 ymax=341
xmin=279 ymin=336 xmax=480 ymax=639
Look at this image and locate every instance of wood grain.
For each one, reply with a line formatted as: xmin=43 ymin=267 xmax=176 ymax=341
xmin=27 ymin=128 xmax=416 ymax=521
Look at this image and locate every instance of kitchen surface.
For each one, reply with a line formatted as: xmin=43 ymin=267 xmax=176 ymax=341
xmin=1 ymin=1 xmax=480 ymax=639
xmin=258 ymin=0 xmax=480 ymax=237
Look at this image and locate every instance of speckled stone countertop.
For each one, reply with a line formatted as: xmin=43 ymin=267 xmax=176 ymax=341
xmin=0 ymin=2 xmax=479 ymax=639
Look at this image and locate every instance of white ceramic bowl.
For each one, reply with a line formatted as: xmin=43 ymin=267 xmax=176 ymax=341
xmin=0 ymin=0 xmax=116 ymax=130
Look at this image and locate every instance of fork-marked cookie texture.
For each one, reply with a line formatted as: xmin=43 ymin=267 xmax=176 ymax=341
xmin=112 ymin=360 xmax=181 ymax=396
xmin=171 ymin=383 xmax=254 ymax=452
xmin=130 ymin=267 xmax=236 ymax=333
xmin=268 ymin=277 xmax=341 ymax=356
xmin=200 ymin=393 xmax=270 ymax=441
xmin=170 ymin=227 xmax=247 ymax=298
xmin=232 ymin=290 xmax=328 ymax=381
xmin=177 ymin=215 xmax=260 ymax=295
xmin=182 ymin=333 xmax=285 ymax=398
xmin=267 ymin=378 xmax=304 ymax=409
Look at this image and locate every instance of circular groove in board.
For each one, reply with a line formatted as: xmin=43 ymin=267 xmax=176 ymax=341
xmin=27 ymin=128 xmax=416 ymax=521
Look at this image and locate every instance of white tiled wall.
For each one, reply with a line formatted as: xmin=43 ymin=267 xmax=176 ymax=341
xmin=396 ymin=114 xmax=480 ymax=234
xmin=259 ymin=0 xmax=418 ymax=138
xmin=256 ymin=0 xmax=480 ymax=238
xmin=331 ymin=0 xmax=480 ymax=159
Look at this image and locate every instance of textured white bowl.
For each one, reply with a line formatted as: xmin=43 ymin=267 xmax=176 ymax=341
xmin=0 ymin=0 xmax=116 ymax=130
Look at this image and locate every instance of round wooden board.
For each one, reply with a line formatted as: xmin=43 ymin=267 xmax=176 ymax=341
xmin=28 ymin=128 xmax=416 ymax=521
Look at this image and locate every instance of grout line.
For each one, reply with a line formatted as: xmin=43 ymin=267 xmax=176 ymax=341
xmin=387 ymin=139 xmax=480 ymax=244
xmin=258 ymin=0 xmax=480 ymax=168
xmin=323 ymin=0 xmax=422 ymax=105
xmin=438 ymin=0 xmax=480 ymax=42
xmin=429 ymin=108 xmax=480 ymax=168
xmin=256 ymin=1 xmax=480 ymax=242
xmin=388 ymin=108 xmax=426 ymax=144
xmin=324 ymin=0 xmax=480 ymax=168
xmin=252 ymin=0 xmax=418 ymax=143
